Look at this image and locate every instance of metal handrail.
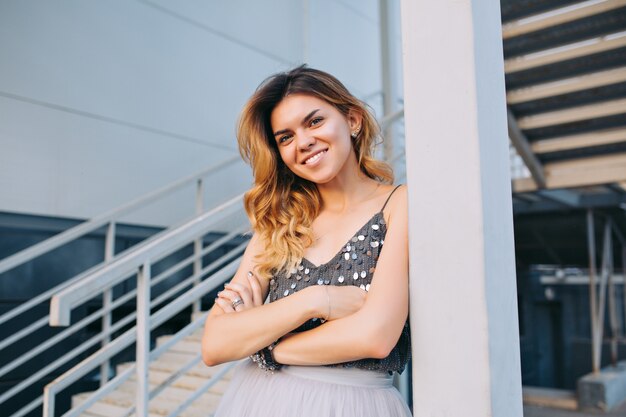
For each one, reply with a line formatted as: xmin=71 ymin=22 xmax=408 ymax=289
xmin=0 ymin=224 xmax=247 ymax=382
xmin=0 ymin=216 xmax=240 ymax=353
xmin=27 ymin=221 xmax=246 ymax=416
xmin=44 ymin=249 xmax=244 ymax=417
xmin=50 ymin=192 xmax=244 ymax=326
xmin=0 ymin=216 xmax=246 ymax=414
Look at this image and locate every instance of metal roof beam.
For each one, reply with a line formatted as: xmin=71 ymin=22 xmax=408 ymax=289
xmin=502 ymin=0 xmax=626 ymax=39
xmin=532 ymin=127 xmax=626 ymax=154
xmin=517 ymin=97 xmax=626 ymax=130
xmin=508 ymin=109 xmax=547 ymax=188
xmin=513 ymin=152 xmax=626 ymax=191
xmin=505 ymin=31 xmax=626 ymax=73
xmin=507 ymin=66 xmax=626 ymax=104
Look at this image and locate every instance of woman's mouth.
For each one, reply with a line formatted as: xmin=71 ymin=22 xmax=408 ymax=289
xmin=304 ymin=150 xmax=327 ymax=165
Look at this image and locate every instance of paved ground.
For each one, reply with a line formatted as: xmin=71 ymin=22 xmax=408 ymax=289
xmin=524 ymin=401 xmax=626 ymax=417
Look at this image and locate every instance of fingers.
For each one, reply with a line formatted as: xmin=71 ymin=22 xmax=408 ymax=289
xmin=224 ymin=281 xmax=253 ymax=308
xmin=214 ymin=297 xmax=235 ymax=313
xmin=218 ymin=289 xmax=241 ymax=301
xmin=212 ymin=301 xmax=227 ymax=314
xmin=246 ymin=271 xmax=263 ymax=306
xmin=217 ymin=289 xmax=245 ymax=312
xmin=215 ymin=270 xmax=263 ymax=315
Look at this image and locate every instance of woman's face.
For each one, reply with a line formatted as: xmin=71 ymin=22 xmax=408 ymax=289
xmin=270 ymin=94 xmax=361 ymax=184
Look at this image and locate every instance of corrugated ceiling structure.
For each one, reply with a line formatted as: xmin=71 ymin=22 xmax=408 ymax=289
xmin=503 ymin=0 xmax=626 ymax=214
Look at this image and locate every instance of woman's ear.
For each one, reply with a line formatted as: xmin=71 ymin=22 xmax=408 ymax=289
xmin=347 ymin=108 xmax=363 ymax=133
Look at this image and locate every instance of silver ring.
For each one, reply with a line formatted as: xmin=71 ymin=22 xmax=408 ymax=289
xmin=231 ymin=298 xmax=244 ymax=309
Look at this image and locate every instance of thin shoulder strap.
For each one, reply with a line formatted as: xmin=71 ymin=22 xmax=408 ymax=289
xmin=381 ymin=184 xmax=403 ymax=212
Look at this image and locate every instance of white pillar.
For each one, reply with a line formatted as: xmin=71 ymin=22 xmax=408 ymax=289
xmin=400 ymin=1 xmax=523 ymax=416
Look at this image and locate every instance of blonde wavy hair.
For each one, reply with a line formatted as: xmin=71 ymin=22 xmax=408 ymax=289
xmin=237 ymin=65 xmax=394 ymax=280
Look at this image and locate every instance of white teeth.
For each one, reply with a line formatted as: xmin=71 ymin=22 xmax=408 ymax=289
xmin=304 ymin=150 xmax=326 ymax=165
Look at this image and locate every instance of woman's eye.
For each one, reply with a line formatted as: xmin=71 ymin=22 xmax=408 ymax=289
xmin=279 ymin=134 xmax=292 ymax=144
xmin=310 ymin=117 xmax=323 ymax=126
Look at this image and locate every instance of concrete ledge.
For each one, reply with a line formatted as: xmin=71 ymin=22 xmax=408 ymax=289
xmin=578 ymin=361 xmax=626 ymax=412
xmin=523 ymin=386 xmax=578 ymax=410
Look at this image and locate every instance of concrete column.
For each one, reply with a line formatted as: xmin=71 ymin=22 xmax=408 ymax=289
xmin=399 ymin=1 xmax=523 ymax=416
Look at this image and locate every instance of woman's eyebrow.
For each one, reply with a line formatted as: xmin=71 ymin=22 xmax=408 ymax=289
xmin=273 ymin=109 xmax=320 ymax=137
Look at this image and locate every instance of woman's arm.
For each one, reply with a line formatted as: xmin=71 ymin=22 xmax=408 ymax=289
xmin=201 ymin=233 xmax=327 ymax=366
xmin=271 ymin=186 xmax=409 ymax=365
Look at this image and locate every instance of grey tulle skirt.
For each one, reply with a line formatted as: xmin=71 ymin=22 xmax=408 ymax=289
xmin=213 ymin=358 xmax=413 ymax=416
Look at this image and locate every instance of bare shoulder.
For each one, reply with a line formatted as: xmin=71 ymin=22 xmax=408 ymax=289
xmin=382 ymin=184 xmax=408 ymax=226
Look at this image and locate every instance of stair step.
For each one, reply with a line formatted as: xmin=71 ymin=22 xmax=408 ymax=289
xmin=74 ymin=384 xmax=219 ymax=416
xmin=147 ymin=369 xmax=231 ymax=394
xmin=70 ymin=318 xmax=235 ymax=416
xmin=152 ymin=385 xmax=223 ymax=408
xmin=117 ymin=356 xmax=235 ymax=381
xmin=116 ymin=365 xmax=230 ymax=395
xmin=152 ymin=356 xmax=235 ymax=380
xmin=70 ymin=396 xmax=161 ymax=417
xmin=74 ymin=382 xmax=154 ymax=410
xmin=156 ymin=336 xmax=200 ymax=355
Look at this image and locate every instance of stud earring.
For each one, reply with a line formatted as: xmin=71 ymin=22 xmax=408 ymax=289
xmin=351 ymin=130 xmax=359 ymax=139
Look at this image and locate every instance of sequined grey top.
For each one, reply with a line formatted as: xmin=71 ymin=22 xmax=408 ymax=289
xmin=267 ymin=187 xmax=411 ymax=375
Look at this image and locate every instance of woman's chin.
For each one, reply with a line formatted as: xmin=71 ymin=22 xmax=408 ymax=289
xmin=292 ymin=168 xmax=336 ymax=184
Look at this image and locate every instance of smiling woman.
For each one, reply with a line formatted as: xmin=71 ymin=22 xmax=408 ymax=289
xmin=201 ymin=65 xmax=412 ymax=417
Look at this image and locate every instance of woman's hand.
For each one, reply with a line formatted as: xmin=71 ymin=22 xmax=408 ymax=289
xmin=322 ymin=285 xmax=367 ymax=321
xmin=214 ymin=271 xmax=264 ymax=313
xmin=214 ymin=272 xmax=367 ymax=321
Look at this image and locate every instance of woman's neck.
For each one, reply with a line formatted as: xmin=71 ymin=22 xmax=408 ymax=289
xmin=316 ymin=171 xmax=380 ymax=214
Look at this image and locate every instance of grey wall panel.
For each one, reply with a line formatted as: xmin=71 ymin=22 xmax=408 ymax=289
xmin=0 ymin=0 xmax=394 ymax=227
xmin=307 ymin=0 xmax=382 ymax=101
xmin=143 ymin=0 xmax=303 ymax=65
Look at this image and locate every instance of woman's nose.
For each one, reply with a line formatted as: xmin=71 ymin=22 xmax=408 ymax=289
xmin=296 ymin=132 xmax=315 ymax=151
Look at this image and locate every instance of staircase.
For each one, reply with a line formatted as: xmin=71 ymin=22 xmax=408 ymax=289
xmin=0 ymin=157 xmax=248 ymax=417
xmin=72 ymin=329 xmax=239 ymax=417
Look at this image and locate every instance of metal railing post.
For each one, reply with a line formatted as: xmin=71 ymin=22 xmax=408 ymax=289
xmin=586 ymin=210 xmax=599 ymax=373
xmin=42 ymin=386 xmax=55 ymax=417
xmin=622 ymin=245 xmax=626 ymax=342
xmin=606 ymin=220 xmax=619 ymax=366
xmin=595 ymin=221 xmax=611 ymax=371
xmin=100 ymin=221 xmax=116 ymax=386
xmin=192 ymin=178 xmax=204 ymax=315
xmin=590 ymin=219 xmax=612 ymax=372
xmin=136 ymin=261 xmax=151 ymax=417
